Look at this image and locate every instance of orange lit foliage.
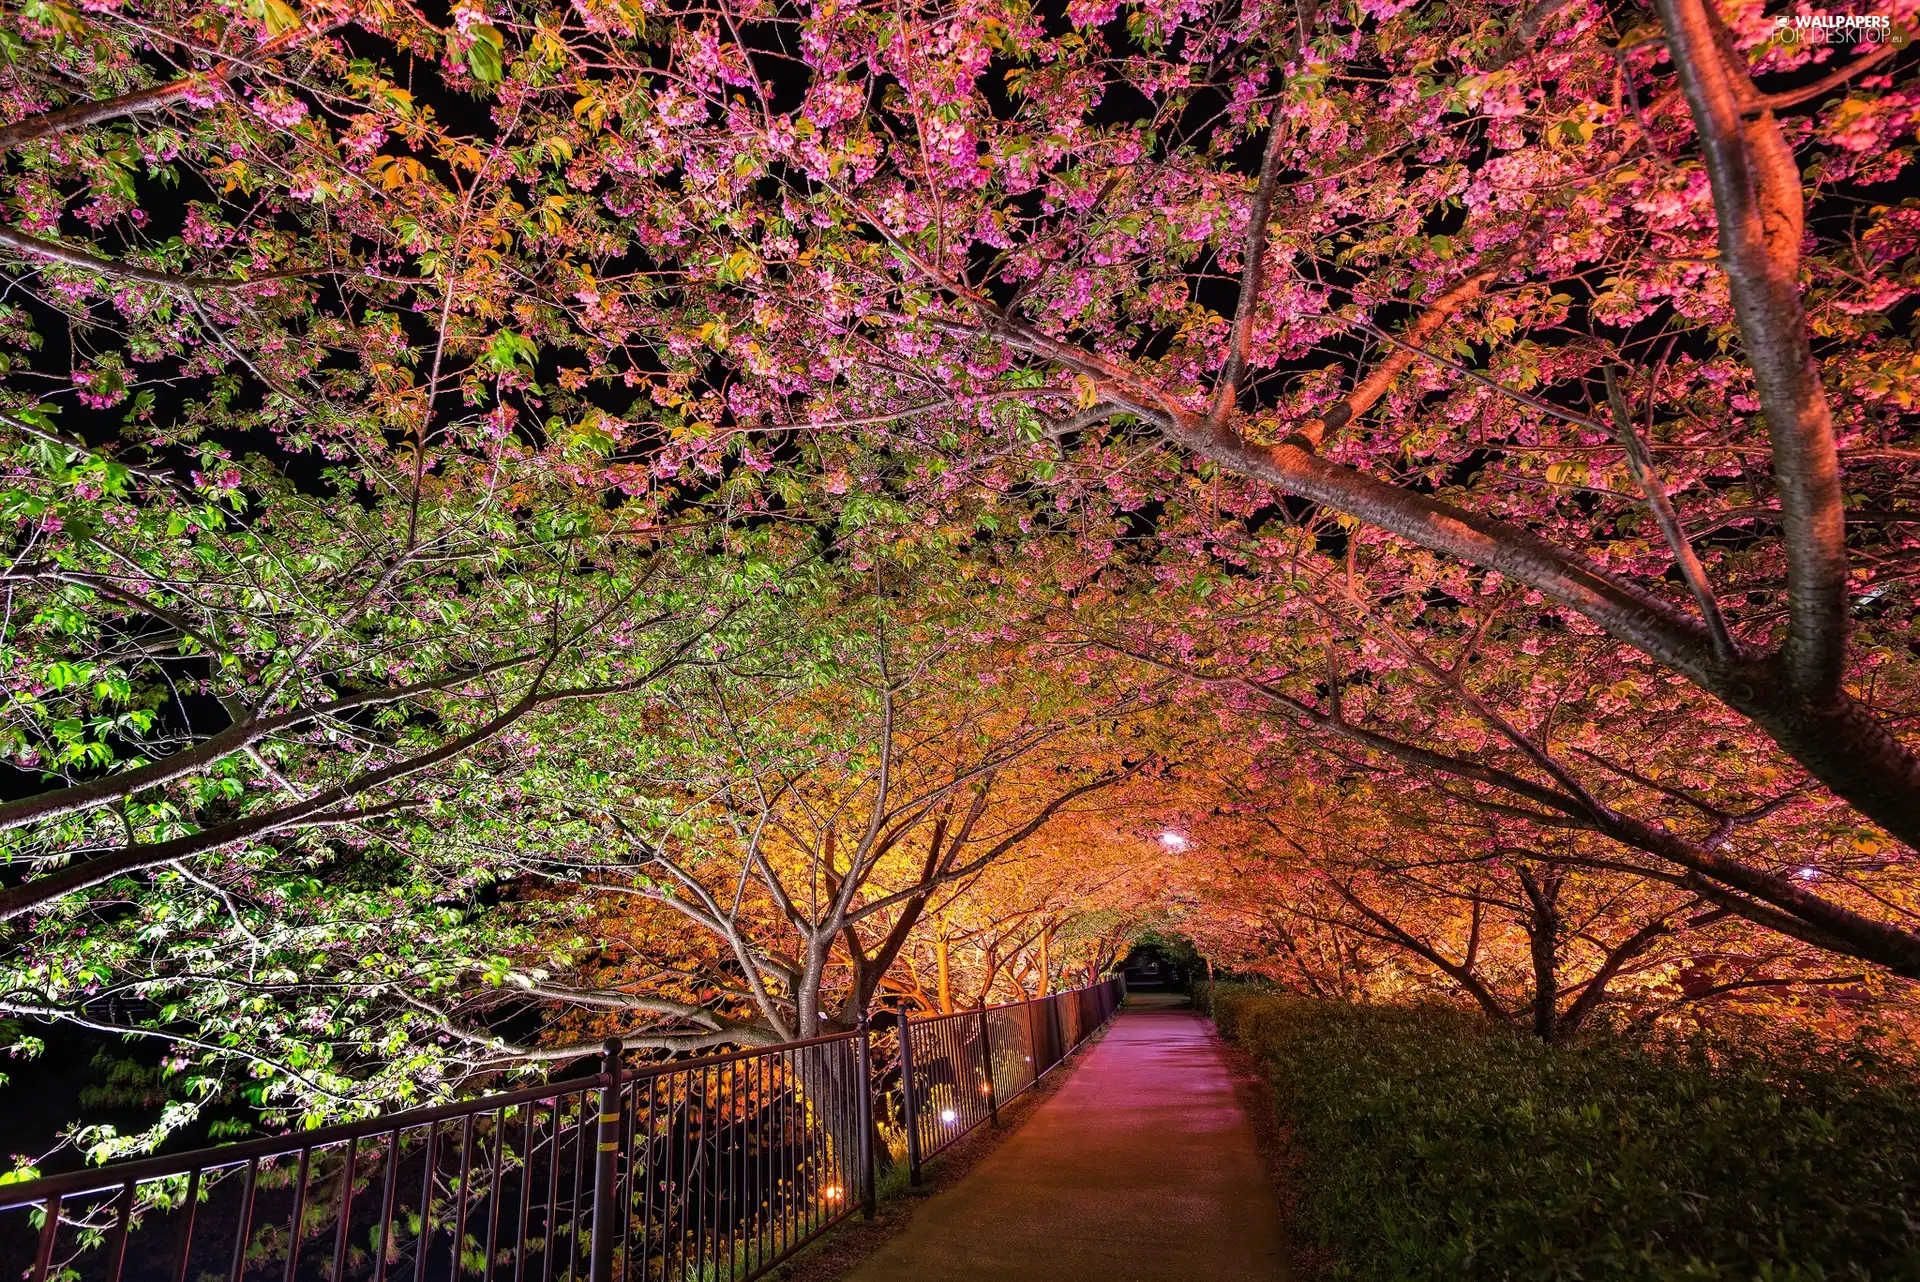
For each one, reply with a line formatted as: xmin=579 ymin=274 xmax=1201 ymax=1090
xmin=506 ymin=560 xmax=1168 ymax=1056
xmin=532 ymin=539 xmax=1920 ymax=1052
xmin=884 ymin=815 xmax=1183 ymax=1014
xmin=1168 ymin=768 xmax=1914 ymax=1042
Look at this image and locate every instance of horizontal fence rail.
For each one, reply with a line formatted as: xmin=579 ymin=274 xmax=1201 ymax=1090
xmin=1 ymin=977 xmax=1124 ymax=1282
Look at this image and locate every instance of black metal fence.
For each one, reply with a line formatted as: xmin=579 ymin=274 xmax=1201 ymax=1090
xmin=896 ymin=982 xmax=1124 ymax=1183
xmin=1 ymin=977 xmax=1124 ymax=1282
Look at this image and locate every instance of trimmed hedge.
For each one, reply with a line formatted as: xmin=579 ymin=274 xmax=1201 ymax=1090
xmin=1212 ymin=991 xmax=1920 ymax=1280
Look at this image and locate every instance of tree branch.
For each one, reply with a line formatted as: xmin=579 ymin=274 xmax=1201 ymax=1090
xmin=1291 ymin=265 xmax=1508 ymax=449
xmin=1484 ymin=0 xmax=1579 ymax=70
xmin=0 ymin=18 xmax=346 ymax=152
xmin=0 ymin=620 xmax=724 ymax=919
xmin=1604 ymin=365 xmax=1735 ymax=661
xmin=1210 ymin=126 xmax=1286 ymax=426
xmin=0 ymin=653 xmax=542 ymax=834
xmin=0 ymin=227 xmax=316 ymax=290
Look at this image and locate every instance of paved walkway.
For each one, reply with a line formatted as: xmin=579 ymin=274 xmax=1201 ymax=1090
xmin=843 ymin=996 xmax=1286 ymax=1281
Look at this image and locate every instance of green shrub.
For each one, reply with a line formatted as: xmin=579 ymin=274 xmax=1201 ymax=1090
xmin=1214 ymin=992 xmax=1920 ymax=1281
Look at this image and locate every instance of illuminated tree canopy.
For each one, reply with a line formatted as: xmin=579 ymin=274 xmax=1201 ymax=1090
xmin=0 ymin=0 xmax=1915 ymax=1159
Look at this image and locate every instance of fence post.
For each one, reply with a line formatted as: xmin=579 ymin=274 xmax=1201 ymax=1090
xmin=977 ymin=1004 xmax=999 ymax=1126
xmin=855 ymin=1011 xmax=878 ymax=1219
xmin=898 ymin=1012 xmax=924 ymax=1187
xmin=588 ymin=1038 xmax=623 ymax=1282
xmin=1023 ymin=999 xmax=1037 ymax=1087
xmin=32 ymin=1194 xmax=61 ymax=1282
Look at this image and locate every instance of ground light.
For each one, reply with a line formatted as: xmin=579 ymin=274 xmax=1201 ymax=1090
xmin=1159 ymin=830 xmax=1188 ymax=849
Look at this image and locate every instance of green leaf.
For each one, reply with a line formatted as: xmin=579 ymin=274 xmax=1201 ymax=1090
xmin=481 ymin=329 xmax=538 ymax=374
xmin=44 ymin=660 xmax=93 ymax=691
xmin=466 ymin=24 xmax=506 ymax=87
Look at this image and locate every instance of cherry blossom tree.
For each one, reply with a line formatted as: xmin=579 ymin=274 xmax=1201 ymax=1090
xmin=4 ymin=0 xmax=1920 ymax=1152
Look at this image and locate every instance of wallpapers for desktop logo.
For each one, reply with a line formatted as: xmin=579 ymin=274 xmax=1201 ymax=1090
xmin=1769 ymin=11 xmax=1910 ymax=44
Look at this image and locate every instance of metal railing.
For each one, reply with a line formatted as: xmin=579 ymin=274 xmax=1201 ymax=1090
xmin=896 ymin=981 xmax=1124 ymax=1183
xmin=1 ymin=976 xmax=1124 ymax=1282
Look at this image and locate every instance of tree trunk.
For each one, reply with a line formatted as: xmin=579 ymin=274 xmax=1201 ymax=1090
xmin=1709 ymin=673 xmax=1920 ymax=859
xmin=1520 ymin=876 xmax=1561 ymax=1043
xmin=796 ymin=942 xmax=828 ymax=1038
xmin=935 ymin=933 xmax=953 ymax=1015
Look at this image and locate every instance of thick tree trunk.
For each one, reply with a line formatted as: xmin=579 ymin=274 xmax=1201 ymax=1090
xmin=1655 ymin=0 xmax=1848 ymax=699
xmin=1712 ymin=670 xmax=1920 ymax=853
xmin=796 ymin=944 xmax=828 ymax=1039
xmin=1518 ymin=870 xmax=1562 ymax=1042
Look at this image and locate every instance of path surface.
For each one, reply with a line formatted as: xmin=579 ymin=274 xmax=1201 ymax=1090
xmin=842 ymin=996 xmax=1286 ymax=1281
